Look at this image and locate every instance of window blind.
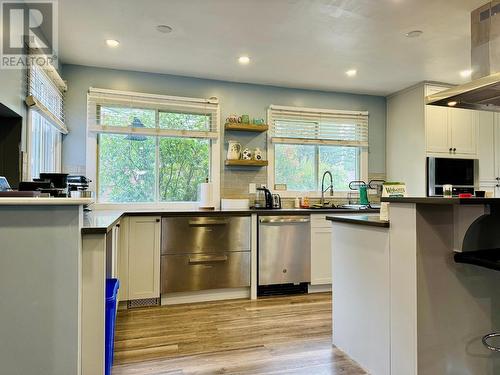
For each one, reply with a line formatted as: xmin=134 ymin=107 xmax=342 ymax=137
xmin=87 ymin=88 xmax=220 ymax=139
xmin=26 ymin=63 xmax=67 ymax=134
xmin=268 ymin=105 xmax=368 ymax=147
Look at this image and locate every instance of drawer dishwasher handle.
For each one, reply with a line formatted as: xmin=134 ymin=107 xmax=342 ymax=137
xmin=188 ymin=219 xmax=228 ymax=226
xmin=188 ymin=255 xmax=228 ymax=264
xmin=259 ymin=217 xmax=310 ymax=224
xmin=482 ymin=332 xmax=500 ymax=352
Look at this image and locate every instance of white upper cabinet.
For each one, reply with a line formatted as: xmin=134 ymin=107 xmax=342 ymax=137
xmin=449 ymin=108 xmax=476 ymax=155
xmin=425 ymin=106 xmax=450 ymax=153
xmin=424 ymin=84 xmax=477 ymax=157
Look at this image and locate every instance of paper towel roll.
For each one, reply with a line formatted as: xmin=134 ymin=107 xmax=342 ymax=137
xmin=198 ymin=182 xmax=214 ymax=208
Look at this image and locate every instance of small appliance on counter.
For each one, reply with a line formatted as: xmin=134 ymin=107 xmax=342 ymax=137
xmin=67 ymin=175 xmax=94 ymax=198
xmin=272 ymin=193 xmax=281 ymax=209
xmin=254 ymin=186 xmax=273 ymax=209
xmin=31 ymin=173 xmax=69 ymax=197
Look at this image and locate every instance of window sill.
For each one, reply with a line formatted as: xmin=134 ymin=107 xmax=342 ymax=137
xmin=92 ymin=202 xmax=209 ymax=211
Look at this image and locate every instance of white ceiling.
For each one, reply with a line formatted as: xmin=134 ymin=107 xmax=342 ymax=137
xmin=59 ymin=0 xmax=487 ymax=96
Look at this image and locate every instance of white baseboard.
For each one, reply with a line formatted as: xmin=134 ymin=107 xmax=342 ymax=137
xmin=161 ymin=287 xmax=250 ymax=305
xmin=308 ymin=284 xmax=332 ymax=293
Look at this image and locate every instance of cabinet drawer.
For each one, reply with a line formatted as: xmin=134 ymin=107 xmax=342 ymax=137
xmin=161 ymin=216 xmax=250 ymax=254
xmin=161 ymin=251 xmax=250 ymax=293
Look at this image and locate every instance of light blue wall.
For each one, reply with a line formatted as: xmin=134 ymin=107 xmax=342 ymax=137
xmin=62 ymin=64 xmax=386 ymax=192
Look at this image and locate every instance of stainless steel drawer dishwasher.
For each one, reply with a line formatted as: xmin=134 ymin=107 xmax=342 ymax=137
xmin=258 ymin=215 xmax=311 ymax=292
xmin=161 ymin=216 xmax=251 ymax=293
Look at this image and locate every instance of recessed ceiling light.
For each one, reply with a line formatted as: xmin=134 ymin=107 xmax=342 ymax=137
xmin=106 ymin=39 xmax=120 ymax=48
xmin=460 ymin=69 xmax=472 ymax=78
xmin=346 ymin=69 xmax=357 ymax=77
xmin=447 ymin=101 xmax=458 ymax=107
xmin=156 ymin=25 xmax=173 ymax=34
xmin=238 ymin=56 xmax=250 ymax=65
xmin=405 ymin=30 xmax=423 ymax=38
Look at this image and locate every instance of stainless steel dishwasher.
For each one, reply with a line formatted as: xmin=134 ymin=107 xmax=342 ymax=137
xmin=258 ymin=215 xmax=311 ymax=293
xmin=161 ymin=216 xmax=250 ymax=293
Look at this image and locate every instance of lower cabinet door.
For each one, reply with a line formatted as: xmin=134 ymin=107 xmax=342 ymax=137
xmin=128 ymin=216 xmax=161 ymax=300
xmin=311 ymin=227 xmax=332 ymax=285
xmin=161 ymin=251 xmax=250 ymax=293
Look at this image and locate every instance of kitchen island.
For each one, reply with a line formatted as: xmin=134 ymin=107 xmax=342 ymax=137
xmin=328 ymin=198 xmax=500 ymax=375
xmin=0 ymin=198 xmax=92 ymax=375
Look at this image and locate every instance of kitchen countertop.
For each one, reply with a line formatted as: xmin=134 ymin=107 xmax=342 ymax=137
xmin=0 ymin=197 xmax=93 ymax=205
xmin=326 ymin=214 xmax=390 ymax=228
xmin=82 ymin=207 xmax=380 ymax=234
xmin=381 ymin=197 xmax=500 ymax=205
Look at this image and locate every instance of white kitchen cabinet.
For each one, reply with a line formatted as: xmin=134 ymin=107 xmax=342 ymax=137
xmin=127 ymin=216 xmax=161 ymax=300
xmin=310 ymin=215 xmax=332 ymax=285
xmin=477 ymin=111 xmax=496 ymax=182
xmin=425 ymin=106 xmax=450 ymax=154
xmin=388 ymin=82 xmax=479 ymax=196
xmin=425 ymin=102 xmax=477 ymax=156
xmin=450 ymin=109 xmax=476 ymax=155
xmin=477 ymin=111 xmax=500 ymax=196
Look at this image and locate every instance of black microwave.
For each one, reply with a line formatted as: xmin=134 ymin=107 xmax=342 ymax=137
xmin=427 ymin=157 xmax=479 ymax=196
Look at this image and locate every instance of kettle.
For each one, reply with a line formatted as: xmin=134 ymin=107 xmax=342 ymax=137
xmin=255 ymin=187 xmax=273 ymax=209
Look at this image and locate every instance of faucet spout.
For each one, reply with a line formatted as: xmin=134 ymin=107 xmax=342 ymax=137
xmin=321 ymin=171 xmax=334 ymax=206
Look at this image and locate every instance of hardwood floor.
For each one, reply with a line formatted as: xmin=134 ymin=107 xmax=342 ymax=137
xmin=113 ymin=293 xmax=367 ymax=374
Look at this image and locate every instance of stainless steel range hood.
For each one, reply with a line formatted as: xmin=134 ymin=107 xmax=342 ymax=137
xmin=427 ymin=2 xmax=500 ymax=112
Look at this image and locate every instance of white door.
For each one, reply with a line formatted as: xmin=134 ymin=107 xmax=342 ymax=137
xmin=310 ymin=227 xmax=332 ymax=285
xmin=449 ymin=108 xmax=476 ymax=155
xmin=128 ymin=216 xmax=161 ymax=300
xmin=425 ymin=106 xmax=450 ymax=154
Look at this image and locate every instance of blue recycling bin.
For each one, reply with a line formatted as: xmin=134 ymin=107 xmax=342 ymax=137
xmin=105 ymin=278 xmax=120 ymax=375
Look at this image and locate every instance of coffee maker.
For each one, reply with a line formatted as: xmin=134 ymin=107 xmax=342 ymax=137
xmin=254 ymin=187 xmax=273 ymax=209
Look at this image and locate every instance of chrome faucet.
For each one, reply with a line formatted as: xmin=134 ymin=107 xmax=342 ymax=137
xmin=321 ymin=171 xmax=334 ymax=206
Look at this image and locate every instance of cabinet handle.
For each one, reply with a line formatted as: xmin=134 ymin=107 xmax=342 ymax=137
xmin=453 ymin=148 xmax=457 ymax=152
xmin=449 ymin=148 xmax=452 ymax=152
xmin=116 ymin=224 xmax=120 ymax=228
xmin=156 ymin=219 xmax=160 ymax=223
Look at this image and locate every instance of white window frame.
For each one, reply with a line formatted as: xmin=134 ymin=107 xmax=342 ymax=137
xmin=267 ymin=105 xmax=368 ymax=198
xmin=26 ymin=110 xmax=63 ymax=180
xmin=86 ymin=88 xmax=221 ymax=210
xmin=25 ymin=63 xmax=66 ymax=181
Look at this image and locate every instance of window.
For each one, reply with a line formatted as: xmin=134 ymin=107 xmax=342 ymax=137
xmin=268 ymin=105 xmax=368 ymax=193
xmin=87 ymin=88 xmax=219 ymax=204
xmin=30 ymin=111 xmax=62 ymax=179
xmin=26 ymin=64 xmax=67 ymax=180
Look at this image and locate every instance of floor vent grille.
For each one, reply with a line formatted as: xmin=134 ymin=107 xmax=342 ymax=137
xmin=127 ymin=298 xmax=160 ymax=309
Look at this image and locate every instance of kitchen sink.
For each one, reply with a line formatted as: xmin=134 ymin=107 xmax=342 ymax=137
xmin=309 ymin=204 xmax=372 ymax=210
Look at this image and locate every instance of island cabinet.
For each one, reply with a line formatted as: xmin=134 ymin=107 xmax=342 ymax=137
xmin=118 ymin=216 xmax=161 ymax=302
xmin=310 ymin=214 xmax=332 ymax=285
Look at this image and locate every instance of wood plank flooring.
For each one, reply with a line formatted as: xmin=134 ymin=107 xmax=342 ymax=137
xmin=113 ymin=293 xmax=367 ymax=374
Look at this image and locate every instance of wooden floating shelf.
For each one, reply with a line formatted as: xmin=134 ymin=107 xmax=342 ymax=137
xmin=224 ymin=159 xmax=269 ymax=167
xmin=224 ymin=123 xmax=268 ymax=132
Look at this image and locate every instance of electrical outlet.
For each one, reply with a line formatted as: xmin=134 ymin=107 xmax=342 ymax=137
xmin=249 ymin=183 xmax=256 ymax=194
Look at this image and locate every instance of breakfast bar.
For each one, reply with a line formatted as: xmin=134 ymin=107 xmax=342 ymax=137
xmin=328 ymin=198 xmax=500 ymax=375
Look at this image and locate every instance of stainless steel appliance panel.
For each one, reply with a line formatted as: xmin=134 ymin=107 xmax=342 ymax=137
xmin=161 ymin=216 xmax=250 ymax=254
xmin=161 ymin=251 xmax=250 ymax=293
xmin=258 ymin=216 xmax=311 ymax=285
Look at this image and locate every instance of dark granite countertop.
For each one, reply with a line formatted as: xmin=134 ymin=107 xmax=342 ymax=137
xmin=82 ymin=207 xmax=380 ymax=234
xmin=326 ymin=214 xmax=390 ymax=228
xmin=381 ymin=197 xmax=500 ymax=205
